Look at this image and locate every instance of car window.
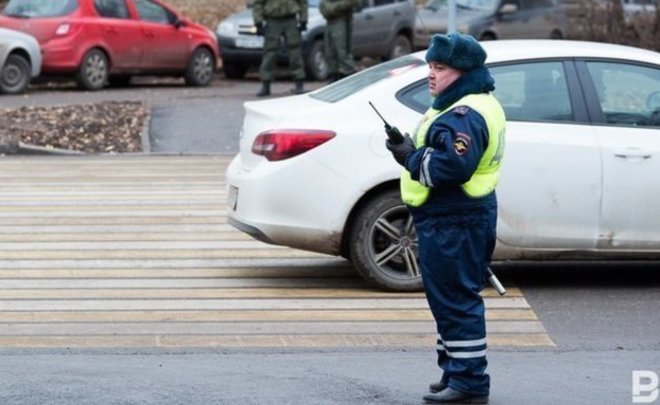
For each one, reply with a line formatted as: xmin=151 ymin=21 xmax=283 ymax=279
xmin=311 ymin=55 xmax=426 ymax=103
xmin=586 ymin=61 xmax=660 ymax=128
xmin=396 ymin=61 xmax=574 ymax=122
xmin=490 ymin=61 xmax=574 ymax=123
xmin=134 ymin=0 xmax=173 ymax=24
xmin=93 ymin=0 xmax=129 ymax=19
xmin=373 ymin=0 xmax=395 ymax=6
xmin=3 ymin=0 xmax=78 ymax=18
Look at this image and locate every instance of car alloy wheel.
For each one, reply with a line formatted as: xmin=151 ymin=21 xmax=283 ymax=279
xmin=76 ymin=49 xmax=108 ymax=91
xmin=185 ymin=47 xmax=214 ymax=86
xmin=0 ymin=54 xmax=30 ymax=95
xmin=348 ymin=189 xmax=422 ymax=291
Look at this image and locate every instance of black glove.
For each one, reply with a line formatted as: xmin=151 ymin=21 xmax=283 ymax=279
xmin=386 ymin=133 xmax=415 ymax=166
xmin=255 ymin=22 xmax=265 ymax=36
xmin=297 ymin=21 xmax=307 ymax=32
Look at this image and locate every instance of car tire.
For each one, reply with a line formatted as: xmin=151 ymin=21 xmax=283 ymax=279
xmin=185 ymin=47 xmax=214 ymax=87
xmin=305 ymin=39 xmax=328 ymax=81
xmin=348 ymin=189 xmax=423 ymax=291
xmin=223 ymin=62 xmax=248 ymax=80
xmin=0 ymin=54 xmax=30 ymax=95
xmin=76 ymin=49 xmax=110 ymax=91
xmin=388 ymin=34 xmax=412 ymax=60
xmin=76 ymin=49 xmax=109 ymax=91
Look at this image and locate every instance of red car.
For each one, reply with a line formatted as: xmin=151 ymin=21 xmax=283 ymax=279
xmin=0 ymin=0 xmax=220 ymax=90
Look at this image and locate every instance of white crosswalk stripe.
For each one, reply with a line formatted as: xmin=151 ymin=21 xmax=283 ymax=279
xmin=0 ymin=155 xmax=554 ymax=348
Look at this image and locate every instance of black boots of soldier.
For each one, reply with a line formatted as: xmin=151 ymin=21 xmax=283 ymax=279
xmin=423 ymin=387 xmax=489 ymax=404
xmin=292 ymin=80 xmax=304 ymax=94
xmin=257 ymin=80 xmax=304 ymax=97
xmin=257 ymin=81 xmax=270 ymax=97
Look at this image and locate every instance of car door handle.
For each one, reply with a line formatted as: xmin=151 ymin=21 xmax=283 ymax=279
xmin=105 ymin=27 xmax=118 ymax=34
xmin=142 ymin=30 xmax=155 ymax=38
xmin=392 ymin=10 xmax=401 ymax=16
xmin=364 ymin=14 xmax=374 ymax=20
xmin=614 ymin=148 xmax=652 ymax=159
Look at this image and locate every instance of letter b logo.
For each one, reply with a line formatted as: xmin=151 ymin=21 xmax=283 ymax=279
xmin=633 ymin=371 xmax=659 ymax=403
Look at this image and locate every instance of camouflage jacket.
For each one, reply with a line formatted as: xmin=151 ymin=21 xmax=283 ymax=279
xmin=253 ymin=0 xmax=308 ymax=24
xmin=320 ymin=0 xmax=359 ymax=21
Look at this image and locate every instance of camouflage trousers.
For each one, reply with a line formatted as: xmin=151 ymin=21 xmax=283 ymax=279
xmin=324 ymin=17 xmax=356 ymax=76
xmin=259 ymin=16 xmax=305 ymax=82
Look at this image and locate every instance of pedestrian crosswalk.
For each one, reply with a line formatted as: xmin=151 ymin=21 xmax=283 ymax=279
xmin=0 ymin=155 xmax=554 ymax=348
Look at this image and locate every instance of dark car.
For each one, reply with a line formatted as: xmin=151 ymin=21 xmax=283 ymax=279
xmin=0 ymin=0 xmax=220 ymax=90
xmin=414 ymin=0 xmax=565 ymax=48
xmin=216 ymin=0 xmax=416 ymax=81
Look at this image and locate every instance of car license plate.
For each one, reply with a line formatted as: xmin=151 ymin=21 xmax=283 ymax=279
xmin=228 ymin=185 xmax=239 ymax=211
xmin=235 ymin=36 xmax=264 ymax=49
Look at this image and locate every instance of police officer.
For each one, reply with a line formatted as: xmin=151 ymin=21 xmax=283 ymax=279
xmin=385 ymin=33 xmax=505 ymax=404
xmin=253 ymin=0 xmax=308 ymax=96
xmin=319 ymin=0 xmax=358 ymax=82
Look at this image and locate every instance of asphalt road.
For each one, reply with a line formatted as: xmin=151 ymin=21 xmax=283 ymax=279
xmin=1 ymin=76 xmax=659 ymax=405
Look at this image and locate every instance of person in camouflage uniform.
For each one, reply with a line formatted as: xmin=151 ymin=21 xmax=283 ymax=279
xmin=320 ymin=0 xmax=359 ymax=82
xmin=253 ymin=0 xmax=308 ymax=96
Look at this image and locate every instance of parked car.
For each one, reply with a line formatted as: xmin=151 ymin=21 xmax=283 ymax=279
xmin=621 ymin=0 xmax=656 ymax=18
xmin=0 ymin=0 xmax=219 ymax=90
xmin=0 ymin=27 xmax=41 ymax=94
xmin=414 ymin=0 xmax=565 ymax=48
xmin=216 ymin=0 xmax=416 ymax=81
xmin=226 ymin=40 xmax=660 ymax=291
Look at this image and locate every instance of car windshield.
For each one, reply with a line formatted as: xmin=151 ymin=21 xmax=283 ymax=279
xmin=3 ymin=0 xmax=78 ymax=18
xmin=310 ymin=55 xmax=426 ymax=103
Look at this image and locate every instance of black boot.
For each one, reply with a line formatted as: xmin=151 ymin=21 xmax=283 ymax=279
xmin=429 ymin=380 xmax=448 ymax=393
xmin=327 ymin=73 xmax=340 ymax=83
xmin=292 ymin=80 xmax=304 ymax=94
xmin=423 ymin=387 xmax=488 ymax=404
xmin=257 ymin=81 xmax=270 ymax=97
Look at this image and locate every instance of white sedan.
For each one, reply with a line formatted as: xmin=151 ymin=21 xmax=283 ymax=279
xmin=226 ymin=40 xmax=660 ymax=291
xmin=0 ymin=27 xmax=41 ymax=95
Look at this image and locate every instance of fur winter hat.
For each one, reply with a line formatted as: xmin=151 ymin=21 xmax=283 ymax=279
xmin=425 ymin=33 xmax=487 ymax=71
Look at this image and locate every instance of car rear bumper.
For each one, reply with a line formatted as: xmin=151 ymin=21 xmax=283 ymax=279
xmin=39 ymin=37 xmax=84 ymax=73
xmin=224 ymin=154 xmax=354 ymax=256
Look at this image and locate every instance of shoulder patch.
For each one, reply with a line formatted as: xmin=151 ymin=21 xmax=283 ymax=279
xmin=453 ymin=106 xmax=470 ymax=116
xmin=453 ymin=132 xmax=471 ymax=156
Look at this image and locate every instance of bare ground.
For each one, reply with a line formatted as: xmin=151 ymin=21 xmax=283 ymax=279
xmin=0 ymin=102 xmax=147 ymax=154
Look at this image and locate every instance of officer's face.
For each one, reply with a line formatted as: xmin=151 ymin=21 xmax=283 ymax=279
xmin=427 ymin=61 xmax=462 ymax=97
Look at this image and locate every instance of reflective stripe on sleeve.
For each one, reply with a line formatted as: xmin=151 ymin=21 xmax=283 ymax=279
xmin=420 ymin=148 xmax=434 ymax=187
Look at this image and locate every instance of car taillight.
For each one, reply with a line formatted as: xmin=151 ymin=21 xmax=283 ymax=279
xmin=55 ymin=23 xmax=71 ymax=36
xmin=252 ymin=130 xmax=336 ymax=161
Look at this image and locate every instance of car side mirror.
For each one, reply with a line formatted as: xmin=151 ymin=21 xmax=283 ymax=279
xmin=172 ymin=16 xmax=184 ymax=28
xmin=498 ymin=3 xmax=518 ymax=14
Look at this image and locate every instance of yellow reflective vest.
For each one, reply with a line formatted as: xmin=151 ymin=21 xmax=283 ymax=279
xmin=400 ymin=93 xmax=505 ymax=207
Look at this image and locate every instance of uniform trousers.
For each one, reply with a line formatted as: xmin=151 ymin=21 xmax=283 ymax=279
xmin=414 ymin=200 xmax=497 ymax=396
